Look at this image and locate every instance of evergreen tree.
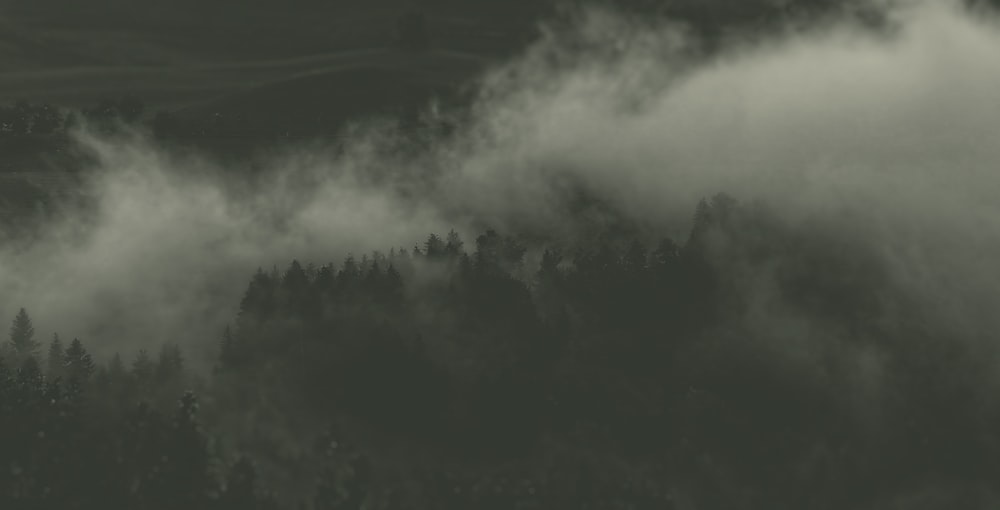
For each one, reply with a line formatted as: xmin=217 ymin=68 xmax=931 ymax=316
xmin=155 ymin=342 xmax=184 ymax=383
xmin=132 ymin=349 xmax=154 ymax=385
xmin=425 ymin=233 xmax=446 ymax=259
xmin=474 ymin=229 xmax=526 ymax=275
xmin=16 ymin=356 xmax=43 ymax=388
xmin=108 ymin=352 xmax=126 ymax=381
xmin=240 ymin=268 xmax=277 ymax=321
xmin=445 ymin=229 xmax=464 ymax=258
xmin=46 ymin=333 xmax=65 ymax=380
xmin=219 ymin=325 xmax=240 ymax=370
xmin=474 ymin=229 xmax=502 ymax=274
xmin=339 ymin=255 xmax=361 ymax=290
xmin=623 ymin=240 xmax=648 ymax=274
xmin=653 ymin=238 xmax=680 ymax=267
xmin=283 ymin=260 xmax=309 ymax=295
xmin=8 ymin=308 xmax=39 ymax=362
xmin=536 ymin=249 xmax=563 ymax=287
xmin=382 ymin=264 xmax=404 ymax=307
xmin=64 ymin=338 xmax=95 ymax=383
xmin=315 ymin=264 xmax=336 ymax=296
xmin=159 ymin=391 xmax=214 ymax=508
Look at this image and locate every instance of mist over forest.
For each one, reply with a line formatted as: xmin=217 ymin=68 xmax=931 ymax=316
xmin=3 ymin=1 xmax=1000 ymax=509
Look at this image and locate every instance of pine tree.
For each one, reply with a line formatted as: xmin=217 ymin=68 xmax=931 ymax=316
xmin=364 ymin=260 xmax=382 ymax=290
xmin=283 ymin=260 xmax=309 ymax=294
xmin=47 ymin=333 xmax=65 ymax=380
xmin=383 ymin=265 xmax=404 ymax=307
xmin=219 ymin=326 xmax=239 ymax=370
xmin=536 ymin=249 xmax=563 ymax=287
xmin=623 ymin=240 xmax=648 ymax=274
xmin=339 ymin=256 xmax=360 ymax=286
xmin=155 ymin=343 xmax=184 ymax=383
xmin=8 ymin=308 xmax=39 ymax=362
xmin=65 ymin=338 xmax=95 ymax=383
xmin=108 ymin=352 xmax=126 ymax=381
xmin=132 ymin=349 xmax=154 ymax=383
xmin=16 ymin=356 xmax=43 ymax=387
xmin=474 ymin=229 xmax=501 ymax=273
xmin=239 ymin=268 xmax=276 ymax=321
xmin=653 ymin=238 xmax=680 ymax=267
xmin=159 ymin=391 xmax=213 ymax=508
xmin=315 ymin=264 xmax=336 ymax=296
xmin=425 ymin=233 xmax=445 ymax=259
xmin=445 ymin=229 xmax=464 ymax=258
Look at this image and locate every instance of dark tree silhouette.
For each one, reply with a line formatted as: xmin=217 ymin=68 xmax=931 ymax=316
xmin=132 ymin=348 xmax=155 ymax=387
xmin=65 ymin=338 xmax=95 ymax=384
xmin=8 ymin=308 xmax=39 ymax=364
xmin=46 ymin=333 xmax=65 ymax=380
xmin=158 ymin=391 xmax=213 ymax=508
xmin=155 ymin=342 xmax=184 ymax=383
xmin=2 ymin=196 xmax=999 ymax=509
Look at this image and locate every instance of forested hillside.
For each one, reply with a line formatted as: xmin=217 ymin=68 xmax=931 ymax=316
xmin=4 ymin=1 xmax=1000 ymax=509
xmin=3 ymin=193 xmax=997 ymax=509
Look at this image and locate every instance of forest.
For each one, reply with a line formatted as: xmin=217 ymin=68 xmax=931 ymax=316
xmin=4 ymin=1 xmax=1000 ymax=509
xmin=3 ymin=192 xmax=998 ymax=509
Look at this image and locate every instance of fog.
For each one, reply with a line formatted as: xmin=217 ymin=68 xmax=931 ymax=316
xmin=2 ymin=0 xmax=999 ymax=369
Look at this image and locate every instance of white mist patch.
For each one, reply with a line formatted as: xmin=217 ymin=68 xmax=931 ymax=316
xmin=448 ymin=0 xmax=1000 ymax=340
xmin=0 ymin=133 xmax=451 ymax=364
xmin=455 ymin=1 xmax=1000 ymax=220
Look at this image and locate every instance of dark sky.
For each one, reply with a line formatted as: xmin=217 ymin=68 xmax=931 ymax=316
xmin=0 ymin=0 xmax=553 ymax=109
xmin=1 ymin=0 xmax=544 ymax=61
xmin=0 ymin=1 xmax=878 ymax=73
xmin=1 ymin=0 xmax=922 ymax=111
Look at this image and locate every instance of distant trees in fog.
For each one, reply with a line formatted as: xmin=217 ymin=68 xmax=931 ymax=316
xmin=5 ymin=307 xmax=39 ymax=365
xmin=0 ymin=96 xmax=147 ymax=139
xmin=1 ymin=194 xmax=998 ymax=508
xmin=0 ymin=306 xmax=254 ymax=509
xmin=74 ymin=95 xmax=146 ymax=133
xmin=0 ymin=102 xmax=65 ymax=136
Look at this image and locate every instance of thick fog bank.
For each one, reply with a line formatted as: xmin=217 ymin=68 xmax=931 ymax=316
xmin=1 ymin=1 xmax=999 ymax=365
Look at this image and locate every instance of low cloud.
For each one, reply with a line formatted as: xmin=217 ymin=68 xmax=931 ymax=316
xmin=1 ymin=0 xmax=999 ymax=370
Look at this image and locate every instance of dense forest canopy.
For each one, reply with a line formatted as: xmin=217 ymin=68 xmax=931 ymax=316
xmin=4 ymin=1 xmax=1000 ymax=509
xmin=5 ymin=193 xmax=999 ymax=508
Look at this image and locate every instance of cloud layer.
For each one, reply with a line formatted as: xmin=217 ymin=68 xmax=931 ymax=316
xmin=2 ymin=0 xmax=1000 ymax=367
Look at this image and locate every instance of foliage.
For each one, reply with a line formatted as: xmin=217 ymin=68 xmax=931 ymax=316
xmin=1 ymin=195 xmax=997 ymax=508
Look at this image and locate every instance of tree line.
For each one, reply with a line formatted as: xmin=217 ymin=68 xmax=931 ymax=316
xmin=2 ymin=194 xmax=998 ymax=508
